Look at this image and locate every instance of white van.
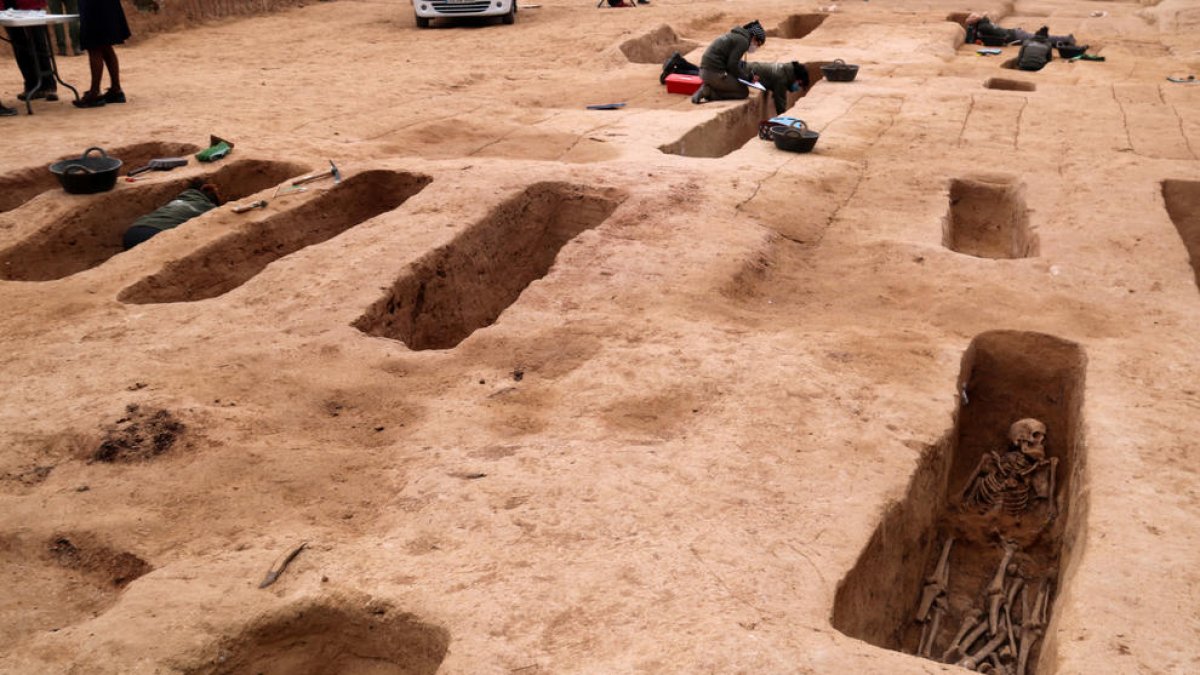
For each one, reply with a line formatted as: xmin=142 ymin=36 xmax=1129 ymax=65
xmin=413 ymin=0 xmax=516 ymax=27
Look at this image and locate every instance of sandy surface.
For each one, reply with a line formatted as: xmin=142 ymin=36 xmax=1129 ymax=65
xmin=1 ymin=0 xmax=1199 ymax=673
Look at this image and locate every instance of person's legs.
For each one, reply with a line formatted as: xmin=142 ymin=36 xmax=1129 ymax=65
xmin=97 ymin=45 xmax=125 ymax=102
xmin=73 ymin=48 xmax=107 ymax=106
xmin=7 ymin=27 xmax=38 ymax=93
xmin=705 ymin=70 xmax=749 ymax=101
xmin=122 ymin=225 xmax=161 ymax=250
xmin=47 ymin=0 xmax=68 ymax=56
xmin=65 ymin=0 xmax=82 ymax=54
xmin=30 ymin=29 xmax=57 ymax=94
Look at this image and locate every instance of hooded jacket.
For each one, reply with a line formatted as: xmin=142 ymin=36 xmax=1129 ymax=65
xmin=700 ymin=26 xmax=753 ymax=78
xmin=747 ymin=61 xmax=807 ymax=115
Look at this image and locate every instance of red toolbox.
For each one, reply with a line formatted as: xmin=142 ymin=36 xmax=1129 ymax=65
xmin=665 ymin=74 xmax=703 ymax=95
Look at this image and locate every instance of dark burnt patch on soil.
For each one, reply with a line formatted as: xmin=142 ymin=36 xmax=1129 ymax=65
xmin=183 ymin=598 xmax=449 ymax=675
xmin=619 ymin=24 xmax=698 ymax=64
xmin=0 ymin=141 xmax=201 ymax=215
xmin=118 ymin=170 xmax=431 ymax=304
xmin=354 ymin=182 xmax=625 ymax=350
xmin=0 ymin=159 xmax=307 ymax=282
xmin=92 ymin=404 xmax=185 ymax=463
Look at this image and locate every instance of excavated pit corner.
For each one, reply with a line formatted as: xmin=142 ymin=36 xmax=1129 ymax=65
xmin=183 ymin=599 xmax=449 ymax=675
xmin=943 ymin=175 xmax=1038 ymax=259
xmin=619 ymin=24 xmax=698 ymax=64
xmin=984 ymin=78 xmax=1036 ymax=92
xmin=118 ymin=170 xmax=432 ymax=304
xmin=1161 ymin=179 xmax=1200 ymax=292
xmin=0 ymin=141 xmax=202 ymax=215
xmin=354 ymin=182 xmax=625 ymax=351
xmin=0 ymin=532 xmax=151 ymax=646
xmin=0 ymin=159 xmax=307 ymax=282
xmin=768 ymin=13 xmax=827 ymax=40
xmin=831 ymin=331 xmax=1087 ymax=674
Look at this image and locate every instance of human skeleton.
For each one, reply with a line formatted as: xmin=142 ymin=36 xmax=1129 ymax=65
xmin=960 ymin=419 xmax=1057 ymax=520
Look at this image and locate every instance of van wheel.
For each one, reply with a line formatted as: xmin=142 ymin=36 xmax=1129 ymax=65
xmin=502 ymin=2 xmax=515 ymax=24
xmin=415 ymin=15 xmax=430 ymax=28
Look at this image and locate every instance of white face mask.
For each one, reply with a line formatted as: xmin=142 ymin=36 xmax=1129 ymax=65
xmin=747 ymin=42 xmax=759 ymax=54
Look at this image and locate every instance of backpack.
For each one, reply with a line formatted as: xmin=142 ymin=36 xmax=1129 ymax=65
xmin=1017 ymin=39 xmax=1053 ymax=71
xmin=660 ymin=52 xmax=700 ymax=84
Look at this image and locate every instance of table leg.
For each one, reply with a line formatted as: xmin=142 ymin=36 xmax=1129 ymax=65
xmin=43 ymin=27 xmax=79 ymax=103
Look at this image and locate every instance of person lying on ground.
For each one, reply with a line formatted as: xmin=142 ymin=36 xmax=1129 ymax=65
xmin=692 ymin=20 xmax=767 ymax=105
xmin=964 ymin=13 xmax=1074 ymax=46
xmin=746 ymin=60 xmax=811 ymax=115
xmin=123 ymin=181 xmax=223 ymax=250
xmin=1016 ymin=27 xmax=1054 ymax=72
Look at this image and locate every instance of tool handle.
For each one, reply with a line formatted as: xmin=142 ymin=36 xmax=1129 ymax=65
xmin=292 ymin=170 xmax=331 ymax=186
xmin=232 ymin=200 xmax=267 ymax=213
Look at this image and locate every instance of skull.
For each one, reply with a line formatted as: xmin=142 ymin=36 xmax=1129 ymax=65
xmin=1008 ymin=418 xmax=1047 ymax=459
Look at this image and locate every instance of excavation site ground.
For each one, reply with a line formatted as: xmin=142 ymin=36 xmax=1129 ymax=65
xmin=1 ymin=0 xmax=1198 ymax=673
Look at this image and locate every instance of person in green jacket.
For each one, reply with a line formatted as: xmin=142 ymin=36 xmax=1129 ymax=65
xmin=746 ymin=60 xmax=810 ymax=115
xmin=122 ymin=182 xmax=223 ymax=250
xmin=692 ymin=20 xmax=766 ymax=105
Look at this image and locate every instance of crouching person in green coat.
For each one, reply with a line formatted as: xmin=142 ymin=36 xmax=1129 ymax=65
xmin=123 ymin=182 xmax=223 ymax=250
xmin=693 ymin=20 xmax=767 ymax=104
xmin=746 ymin=60 xmax=810 ymax=115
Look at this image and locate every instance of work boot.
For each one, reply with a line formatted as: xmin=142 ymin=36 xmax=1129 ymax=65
xmin=0 ymin=103 xmax=17 ymax=117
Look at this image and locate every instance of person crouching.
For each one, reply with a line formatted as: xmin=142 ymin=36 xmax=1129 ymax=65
xmin=746 ymin=60 xmax=810 ymax=115
xmin=693 ymin=20 xmax=767 ymax=105
xmin=123 ymin=182 xmax=223 ymax=250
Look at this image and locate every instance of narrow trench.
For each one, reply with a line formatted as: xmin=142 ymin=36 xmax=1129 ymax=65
xmin=619 ymin=24 xmax=698 ymax=64
xmin=354 ymin=182 xmax=625 ymax=350
xmin=0 ymin=159 xmax=307 ymax=282
xmin=181 ymin=600 xmax=449 ymax=675
xmin=984 ymin=78 xmax=1036 ymax=92
xmin=769 ymin=13 xmax=827 ymax=39
xmin=0 ymin=141 xmax=201 ymax=215
xmin=943 ymin=176 xmax=1038 ymax=259
xmin=1161 ymin=179 xmax=1200 ymax=291
xmin=118 ymin=170 xmax=432 ymax=304
xmin=832 ymin=330 xmax=1088 ymax=675
xmin=659 ymin=80 xmax=818 ymax=159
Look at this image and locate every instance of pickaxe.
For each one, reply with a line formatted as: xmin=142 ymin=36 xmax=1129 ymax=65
xmin=292 ymin=160 xmax=342 ymax=187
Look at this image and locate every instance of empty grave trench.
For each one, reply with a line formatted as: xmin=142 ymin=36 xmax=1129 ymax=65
xmin=354 ymin=182 xmax=624 ymax=350
xmin=619 ymin=24 xmax=698 ymax=64
xmin=984 ymin=78 xmax=1036 ymax=92
xmin=0 ymin=141 xmax=201 ymax=215
xmin=1161 ymin=180 xmax=1200 ymax=291
xmin=184 ymin=600 xmax=448 ymax=675
xmin=832 ymin=330 xmax=1087 ymax=674
xmin=118 ymin=170 xmax=431 ymax=304
xmin=943 ymin=175 xmax=1038 ymax=259
xmin=768 ymin=13 xmax=827 ymax=40
xmin=0 ymin=159 xmax=306 ymax=282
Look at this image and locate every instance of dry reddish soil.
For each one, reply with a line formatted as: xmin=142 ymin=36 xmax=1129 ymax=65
xmin=1 ymin=0 xmax=1199 ymax=673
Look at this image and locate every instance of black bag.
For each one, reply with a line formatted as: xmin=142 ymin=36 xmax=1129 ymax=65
xmin=1017 ymin=39 xmax=1053 ymax=71
xmin=660 ymin=52 xmax=700 ymax=84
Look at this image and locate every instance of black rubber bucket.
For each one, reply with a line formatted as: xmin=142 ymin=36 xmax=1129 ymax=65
xmin=770 ymin=120 xmax=820 ymax=153
xmin=820 ymin=59 xmax=860 ymax=82
xmin=48 ymin=147 xmax=123 ymax=194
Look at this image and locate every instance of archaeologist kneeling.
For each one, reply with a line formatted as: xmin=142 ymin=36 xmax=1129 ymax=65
xmin=746 ymin=60 xmax=811 ymax=116
xmin=123 ymin=181 xmax=223 ymax=250
xmin=693 ymin=20 xmax=767 ymax=105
